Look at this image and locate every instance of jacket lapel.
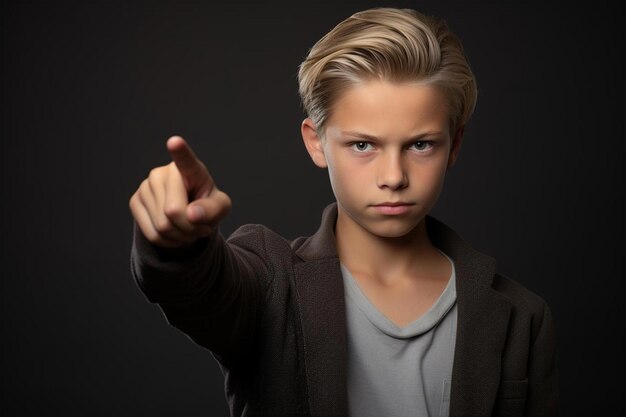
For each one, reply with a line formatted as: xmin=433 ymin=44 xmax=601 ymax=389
xmin=294 ymin=257 xmax=348 ymax=417
xmin=293 ymin=203 xmax=513 ymax=417
xmin=426 ymin=217 xmax=513 ymax=417
xmin=449 ymin=274 xmax=512 ymax=417
xmin=293 ymin=203 xmax=349 ymax=417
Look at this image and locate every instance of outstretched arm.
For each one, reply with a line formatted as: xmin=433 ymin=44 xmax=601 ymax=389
xmin=128 ymin=136 xmax=268 ymax=363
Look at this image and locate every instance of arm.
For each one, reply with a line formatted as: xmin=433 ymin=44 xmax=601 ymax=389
xmin=128 ymin=136 xmax=264 ymax=363
xmin=525 ymin=302 xmax=560 ymax=416
xmin=130 ymin=220 xmax=270 ymax=362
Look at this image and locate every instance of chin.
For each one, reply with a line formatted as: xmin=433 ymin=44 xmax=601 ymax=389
xmin=366 ymin=219 xmax=422 ymax=239
xmin=339 ymin=203 xmax=424 ymax=238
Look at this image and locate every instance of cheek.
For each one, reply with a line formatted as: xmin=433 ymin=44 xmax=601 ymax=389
xmin=329 ymin=154 xmax=362 ymax=185
xmin=412 ymin=160 xmax=448 ymax=189
xmin=428 ymin=163 xmax=449 ymax=192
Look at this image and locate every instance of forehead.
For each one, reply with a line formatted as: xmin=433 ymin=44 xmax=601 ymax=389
xmin=326 ymin=80 xmax=450 ymax=138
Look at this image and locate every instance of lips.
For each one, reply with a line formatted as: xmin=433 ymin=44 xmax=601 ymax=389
xmin=370 ymin=202 xmax=414 ymax=215
xmin=372 ymin=202 xmax=412 ymax=207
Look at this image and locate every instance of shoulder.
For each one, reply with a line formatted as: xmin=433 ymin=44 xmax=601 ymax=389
xmin=491 ymin=272 xmax=555 ymax=343
xmin=219 ymin=202 xmax=341 ymax=258
xmin=225 ymin=223 xmax=299 ymax=261
xmin=492 ymin=272 xmax=549 ymax=316
xmin=429 ymin=214 xmax=552 ymax=318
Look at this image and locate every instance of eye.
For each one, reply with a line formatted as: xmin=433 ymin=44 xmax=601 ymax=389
xmin=410 ymin=141 xmax=434 ymax=153
xmin=350 ymin=141 xmax=373 ymax=152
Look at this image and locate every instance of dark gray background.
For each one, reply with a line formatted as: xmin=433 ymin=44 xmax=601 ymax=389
xmin=1 ymin=0 xmax=623 ymax=415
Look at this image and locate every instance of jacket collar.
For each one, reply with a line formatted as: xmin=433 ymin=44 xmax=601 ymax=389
xmin=295 ymin=202 xmax=498 ymax=287
xmin=293 ymin=202 xmax=512 ymax=417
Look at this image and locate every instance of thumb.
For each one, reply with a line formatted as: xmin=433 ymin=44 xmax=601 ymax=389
xmin=185 ymin=189 xmax=232 ymax=226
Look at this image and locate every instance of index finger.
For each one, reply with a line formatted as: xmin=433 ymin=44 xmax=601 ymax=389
xmin=166 ymin=136 xmax=209 ymax=182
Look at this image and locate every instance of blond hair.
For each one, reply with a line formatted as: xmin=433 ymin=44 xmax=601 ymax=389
xmin=297 ymin=7 xmax=477 ymax=137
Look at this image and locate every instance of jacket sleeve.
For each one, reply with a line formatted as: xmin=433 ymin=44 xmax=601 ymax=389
xmin=525 ymin=301 xmax=560 ymax=416
xmin=129 ymin=221 xmax=272 ymax=363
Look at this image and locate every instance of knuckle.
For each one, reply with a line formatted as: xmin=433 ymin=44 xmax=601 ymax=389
xmin=216 ymin=191 xmax=232 ymax=213
xmin=143 ymin=228 xmax=161 ymax=244
xmin=139 ymin=179 xmax=151 ymax=197
xmin=223 ymin=192 xmax=232 ymax=209
xmin=128 ymin=193 xmax=137 ymax=210
xmin=167 ymin=161 xmax=180 ymax=176
xmin=148 ymin=167 xmax=164 ymax=182
xmin=137 ymin=182 xmax=150 ymax=204
xmin=163 ymin=203 xmax=183 ymax=219
xmin=129 ymin=197 xmax=142 ymax=219
xmin=153 ymin=216 xmax=173 ymax=234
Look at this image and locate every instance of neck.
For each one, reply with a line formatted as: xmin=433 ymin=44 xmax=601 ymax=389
xmin=335 ymin=207 xmax=440 ymax=284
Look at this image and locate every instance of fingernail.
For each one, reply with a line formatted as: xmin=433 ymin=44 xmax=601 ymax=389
xmin=190 ymin=206 xmax=205 ymax=221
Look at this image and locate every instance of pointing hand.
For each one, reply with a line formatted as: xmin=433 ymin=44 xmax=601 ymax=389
xmin=129 ymin=136 xmax=232 ymax=248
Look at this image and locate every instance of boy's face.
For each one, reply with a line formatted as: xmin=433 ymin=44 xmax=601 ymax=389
xmin=301 ymin=80 xmax=463 ymax=239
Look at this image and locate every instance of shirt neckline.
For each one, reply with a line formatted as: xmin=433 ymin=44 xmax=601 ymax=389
xmin=340 ymin=250 xmax=457 ymax=339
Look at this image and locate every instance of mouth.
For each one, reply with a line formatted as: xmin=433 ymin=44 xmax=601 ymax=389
xmin=372 ymin=202 xmax=413 ymax=207
xmin=370 ymin=202 xmax=414 ymax=215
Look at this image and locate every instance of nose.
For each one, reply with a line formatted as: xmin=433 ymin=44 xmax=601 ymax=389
xmin=377 ymin=152 xmax=408 ymax=190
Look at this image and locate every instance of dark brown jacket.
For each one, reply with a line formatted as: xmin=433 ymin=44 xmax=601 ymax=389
xmin=130 ymin=202 xmax=559 ymax=417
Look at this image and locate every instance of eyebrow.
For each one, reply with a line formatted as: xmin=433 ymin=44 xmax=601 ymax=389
xmin=341 ymin=130 xmax=445 ymax=142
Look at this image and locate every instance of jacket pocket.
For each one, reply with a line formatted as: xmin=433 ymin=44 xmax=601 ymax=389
xmin=492 ymin=379 xmax=528 ymax=417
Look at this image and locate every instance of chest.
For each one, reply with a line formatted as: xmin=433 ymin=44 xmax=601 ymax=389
xmin=350 ymin=271 xmax=450 ymax=327
xmin=339 ymin=248 xmax=453 ymax=328
xmin=341 ymin=263 xmax=458 ymax=417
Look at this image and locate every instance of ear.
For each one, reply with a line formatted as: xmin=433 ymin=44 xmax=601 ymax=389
xmin=447 ymin=124 xmax=465 ymax=169
xmin=301 ymin=118 xmax=328 ymax=168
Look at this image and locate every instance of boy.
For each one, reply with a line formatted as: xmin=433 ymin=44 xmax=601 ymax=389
xmin=128 ymin=7 xmax=558 ymax=417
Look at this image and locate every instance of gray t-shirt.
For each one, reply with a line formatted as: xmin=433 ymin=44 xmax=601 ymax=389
xmin=340 ymin=250 xmax=457 ymax=417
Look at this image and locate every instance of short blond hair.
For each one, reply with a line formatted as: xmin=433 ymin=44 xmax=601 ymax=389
xmin=297 ymin=7 xmax=477 ymax=137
